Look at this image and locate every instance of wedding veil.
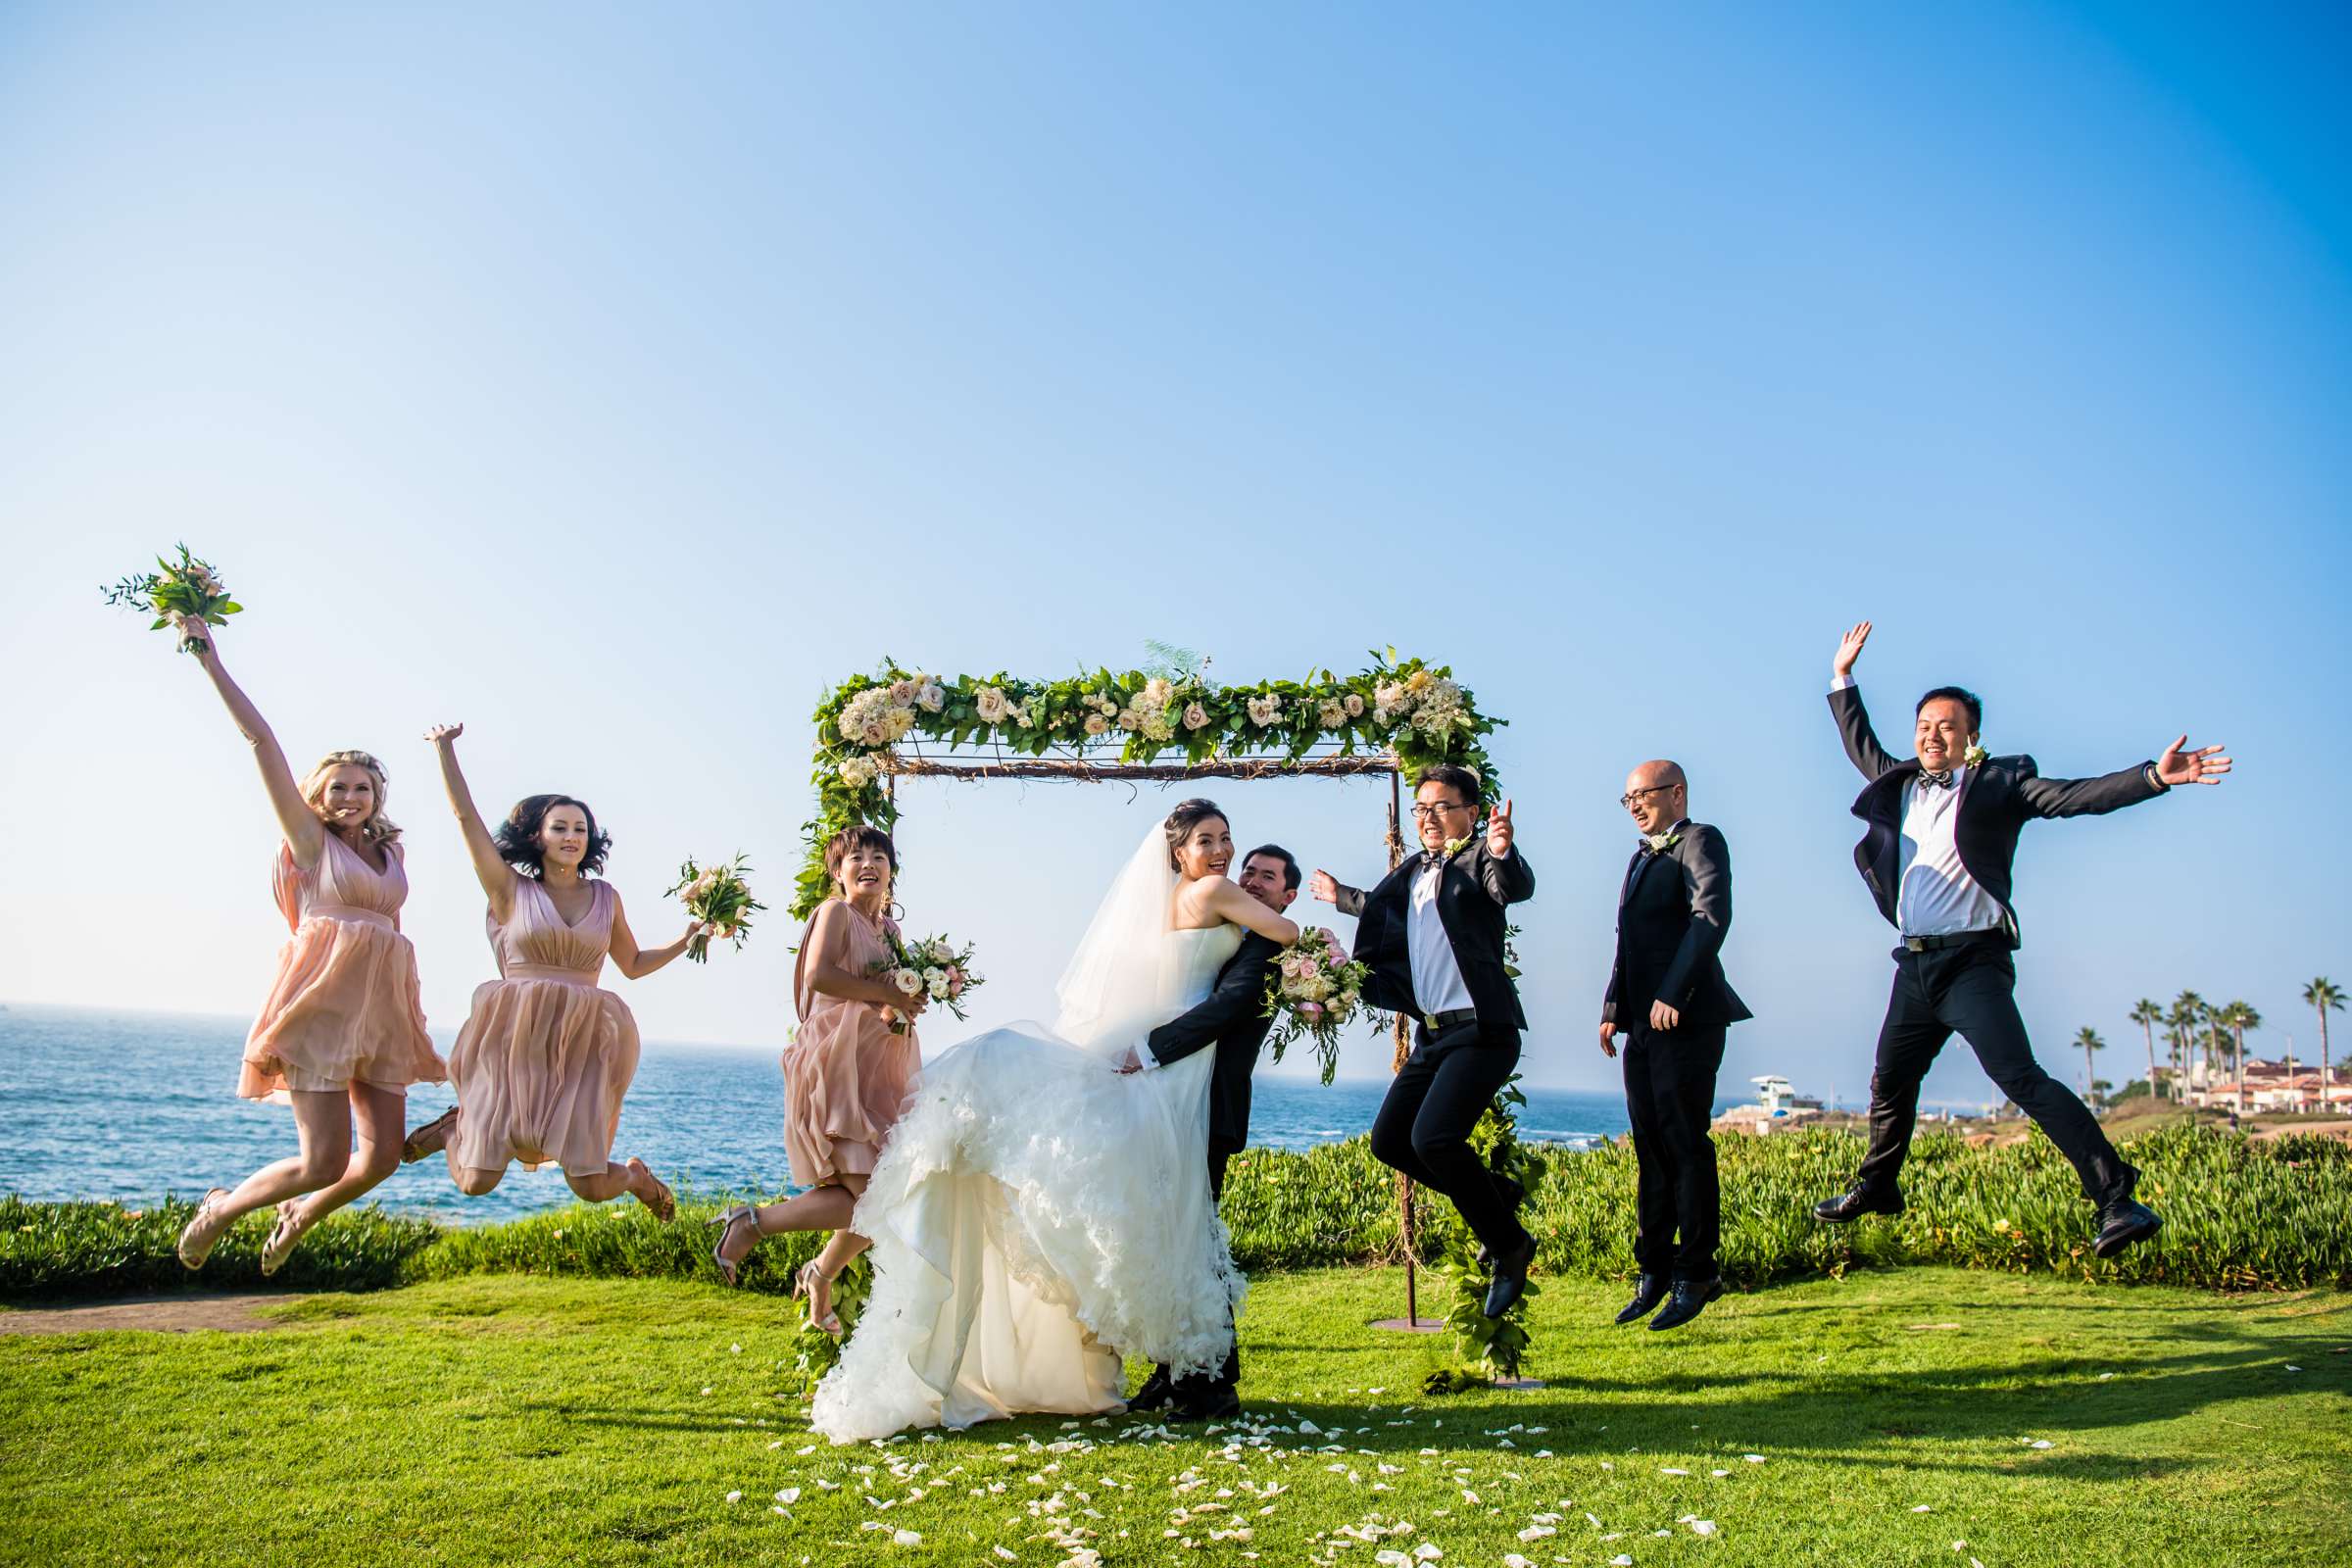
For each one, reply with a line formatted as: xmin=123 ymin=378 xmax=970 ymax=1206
xmin=1052 ymin=820 xmax=1181 ymax=1057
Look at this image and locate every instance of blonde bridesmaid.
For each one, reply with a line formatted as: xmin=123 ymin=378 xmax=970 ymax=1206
xmin=397 ymin=724 xmax=694 ymax=1217
xmin=173 ymin=625 xmax=447 ymax=1276
xmin=709 ymin=826 xmax=922 ymax=1329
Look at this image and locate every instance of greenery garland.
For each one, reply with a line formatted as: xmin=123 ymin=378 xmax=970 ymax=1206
xmin=795 ymin=650 xmax=1505 ymax=917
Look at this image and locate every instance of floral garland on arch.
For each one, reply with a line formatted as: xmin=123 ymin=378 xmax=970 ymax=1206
xmin=794 ymin=651 xmax=1503 ymax=917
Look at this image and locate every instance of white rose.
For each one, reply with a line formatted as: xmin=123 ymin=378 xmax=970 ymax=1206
xmin=1084 ymin=713 xmax=1108 ymax=736
xmin=916 ymin=682 xmax=946 ymax=712
xmin=975 ymin=686 xmax=1009 ymax=724
xmin=892 ymin=968 xmax=923 ymax=997
xmin=1183 ymin=702 xmax=1210 ymax=731
xmin=1344 ymin=693 xmax=1365 ymax=717
xmin=1115 ymin=708 xmax=1139 ymax=731
xmin=1318 ymin=699 xmax=1347 ymax=728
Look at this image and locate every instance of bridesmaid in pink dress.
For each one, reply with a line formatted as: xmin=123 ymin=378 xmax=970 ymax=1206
xmin=172 ymin=625 xmax=447 ymax=1277
xmin=396 ymin=723 xmax=697 ymax=1217
xmin=709 ymin=825 xmax=923 ymax=1330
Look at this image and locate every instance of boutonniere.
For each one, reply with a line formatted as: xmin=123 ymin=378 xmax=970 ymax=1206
xmin=1964 ymin=744 xmax=1988 ymax=767
xmin=1443 ymin=836 xmax=1472 ymax=858
xmin=1644 ymin=831 xmax=1682 ymax=854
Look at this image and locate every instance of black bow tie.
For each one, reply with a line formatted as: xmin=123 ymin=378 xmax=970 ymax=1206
xmin=1918 ymin=768 xmax=1956 ymax=791
xmin=1423 ymin=850 xmax=1450 ymax=873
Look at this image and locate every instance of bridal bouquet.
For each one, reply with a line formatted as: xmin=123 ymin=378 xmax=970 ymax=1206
xmin=873 ymin=931 xmax=981 ymax=1035
xmin=667 ymin=854 xmax=765 ymax=962
xmin=1263 ymin=927 xmax=1371 ymax=1085
xmin=100 ymin=543 xmax=243 ymax=655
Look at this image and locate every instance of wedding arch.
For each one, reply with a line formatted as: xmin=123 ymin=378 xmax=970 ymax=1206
xmin=793 ymin=650 xmax=1523 ymax=1349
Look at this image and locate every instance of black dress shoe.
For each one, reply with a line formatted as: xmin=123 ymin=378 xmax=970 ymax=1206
xmin=1170 ymin=1383 xmax=1242 ymax=1423
xmin=1128 ymin=1365 xmax=1176 ymax=1413
xmin=1812 ymin=1183 xmax=1905 ymax=1223
xmin=1648 ymin=1276 xmax=1723 ymax=1331
xmin=1614 ymin=1273 xmax=1668 ymax=1325
xmin=2092 ymin=1197 xmax=2163 ymax=1257
xmin=1483 ymin=1237 xmax=1535 ymax=1318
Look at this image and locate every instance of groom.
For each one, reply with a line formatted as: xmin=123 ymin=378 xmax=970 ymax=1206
xmin=1312 ymin=763 xmax=1538 ymax=1317
xmin=1124 ymin=842 xmax=1300 ymax=1423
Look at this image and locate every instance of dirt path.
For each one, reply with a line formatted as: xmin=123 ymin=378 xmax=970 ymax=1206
xmin=0 ymin=1293 xmax=300 ymax=1335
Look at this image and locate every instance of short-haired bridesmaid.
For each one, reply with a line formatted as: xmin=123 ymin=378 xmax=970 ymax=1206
xmin=396 ymin=723 xmax=697 ymax=1218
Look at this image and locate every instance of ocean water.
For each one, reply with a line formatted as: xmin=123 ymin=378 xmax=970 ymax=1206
xmin=0 ymin=1004 xmax=1631 ymax=1224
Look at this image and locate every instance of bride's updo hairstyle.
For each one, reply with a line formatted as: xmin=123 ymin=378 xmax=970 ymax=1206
xmin=1164 ymin=798 xmax=1228 ymax=869
xmin=824 ymin=824 xmax=899 ymax=891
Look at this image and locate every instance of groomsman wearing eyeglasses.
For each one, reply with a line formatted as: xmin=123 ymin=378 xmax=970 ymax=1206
xmin=1812 ymin=621 xmax=2231 ymax=1256
xmin=1311 ymin=763 xmax=1538 ymax=1319
xmin=1599 ymin=761 xmax=1750 ymax=1331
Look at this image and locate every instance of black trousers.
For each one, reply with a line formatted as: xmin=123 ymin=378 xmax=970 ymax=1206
xmin=1622 ymin=1022 xmax=1727 ymax=1280
xmin=1855 ymin=942 xmax=2135 ymax=1204
xmin=1160 ymin=1140 xmax=1246 ymax=1396
xmin=1369 ymin=1020 xmax=1531 ymax=1257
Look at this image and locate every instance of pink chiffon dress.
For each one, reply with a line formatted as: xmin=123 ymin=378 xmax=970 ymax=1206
xmin=446 ymin=874 xmax=642 ymax=1178
xmin=782 ymin=900 xmax=921 ymax=1187
xmin=241 ymin=833 xmax=444 ymax=1101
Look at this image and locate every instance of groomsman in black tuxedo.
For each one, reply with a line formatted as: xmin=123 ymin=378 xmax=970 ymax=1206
xmin=1122 ymin=844 xmax=1299 ymax=1423
xmin=1312 ymin=763 xmax=1538 ymax=1318
xmin=1599 ymin=760 xmax=1750 ymax=1331
xmin=1814 ymin=621 xmax=2231 ymax=1254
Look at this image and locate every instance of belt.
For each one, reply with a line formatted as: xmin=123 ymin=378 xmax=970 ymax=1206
xmin=307 ymin=903 xmax=395 ymax=931
xmin=1419 ymin=1007 xmax=1479 ymax=1031
xmin=504 ymin=963 xmax=599 ymax=986
xmin=1901 ymin=929 xmax=2003 ymax=954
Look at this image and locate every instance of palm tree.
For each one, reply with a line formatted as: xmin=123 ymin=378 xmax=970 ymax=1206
xmin=2075 ymin=1027 xmax=2107 ymax=1106
xmin=2170 ymin=991 xmax=2205 ymax=1096
xmin=2220 ymin=1001 xmax=2262 ymax=1114
xmin=2131 ymin=999 xmax=2165 ymax=1102
xmin=2204 ymin=1000 xmax=2229 ymax=1099
xmin=2307 ymin=978 xmax=2343 ymax=1104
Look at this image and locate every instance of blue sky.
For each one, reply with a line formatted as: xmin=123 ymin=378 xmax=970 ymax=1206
xmin=4 ymin=2 xmax=2346 ymax=1102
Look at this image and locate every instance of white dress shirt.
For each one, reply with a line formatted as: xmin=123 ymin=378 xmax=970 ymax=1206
xmin=1408 ymin=856 xmax=1477 ymax=1017
xmin=1833 ymin=675 xmax=2004 ymax=938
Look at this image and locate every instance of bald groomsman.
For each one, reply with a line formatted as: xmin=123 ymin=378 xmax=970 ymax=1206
xmin=1600 ymin=760 xmax=1750 ymax=1331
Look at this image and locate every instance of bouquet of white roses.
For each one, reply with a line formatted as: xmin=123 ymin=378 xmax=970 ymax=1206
xmin=1262 ymin=926 xmax=1373 ymax=1085
xmin=667 ymin=854 xmax=765 ymax=962
xmin=101 ymin=543 xmax=243 ymax=655
xmin=871 ymin=930 xmax=981 ymax=1035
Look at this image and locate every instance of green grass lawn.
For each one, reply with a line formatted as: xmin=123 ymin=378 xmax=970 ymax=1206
xmin=3 ymin=1268 xmax=2346 ymax=1568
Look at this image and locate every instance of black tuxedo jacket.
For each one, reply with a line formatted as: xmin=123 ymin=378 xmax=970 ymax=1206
xmin=1334 ymin=841 xmax=1534 ymax=1044
xmin=1145 ymin=931 xmax=1283 ymax=1163
xmin=1832 ymin=683 xmax=2166 ymax=948
xmin=1603 ymin=821 xmax=1751 ymax=1031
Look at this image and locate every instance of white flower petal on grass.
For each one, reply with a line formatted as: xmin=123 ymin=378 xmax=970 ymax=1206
xmin=995 ymin=1549 xmax=1019 ymax=1561
xmin=1374 ymin=1553 xmax=1410 ymax=1567
xmin=1688 ymin=1520 xmax=1717 ymax=1538
xmin=776 ymin=1488 xmax=801 ymax=1504
xmin=1659 ymin=1467 xmax=1690 ymax=1477
xmin=2287 ymin=1365 xmax=2303 ymax=1373
xmin=2029 ymin=1440 xmax=2053 ymax=1450
xmin=1741 ymin=1454 xmax=1766 ymax=1464
xmin=1911 ymin=1505 xmax=1934 ymax=1513
xmin=1412 ymin=1547 xmax=1443 ymax=1562
xmin=1610 ymin=1556 xmax=1635 ymax=1566
xmin=724 ymin=1491 xmax=742 ymax=1503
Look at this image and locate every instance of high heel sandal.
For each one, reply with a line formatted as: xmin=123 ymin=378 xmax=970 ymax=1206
xmin=401 ymin=1104 xmax=461 ymax=1164
xmin=795 ymin=1260 xmax=842 ymax=1336
xmin=176 ymin=1188 xmax=232 ymax=1271
xmin=709 ymin=1202 xmax=760 ymax=1287
xmin=259 ymin=1201 xmax=309 ymax=1277
xmin=628 ymin=1158 xmax=676 ymax=1223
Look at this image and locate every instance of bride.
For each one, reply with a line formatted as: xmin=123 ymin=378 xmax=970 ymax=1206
xmin=810 ymin=799 xmax=1300 ymax=1442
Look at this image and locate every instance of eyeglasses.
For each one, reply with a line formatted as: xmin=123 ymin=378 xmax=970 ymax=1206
xmin=1618 ymin=784 xmax=1680 ymax=808
xmin=1409 ymin=801 xmax=1472 ymax=821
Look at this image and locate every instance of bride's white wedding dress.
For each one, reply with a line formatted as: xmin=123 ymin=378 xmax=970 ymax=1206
xmin=810 ymin=828 xmax=1250 ymax=1443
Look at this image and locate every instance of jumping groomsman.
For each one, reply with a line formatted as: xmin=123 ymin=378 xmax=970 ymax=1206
xmin=1599 ymin=760 xmax=1750 ymax=1330
xmin=1311 ymin=764 xmax=1538 ymax=1317
xmin=1812 ymin=621 xmax=2231 ymax=1254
